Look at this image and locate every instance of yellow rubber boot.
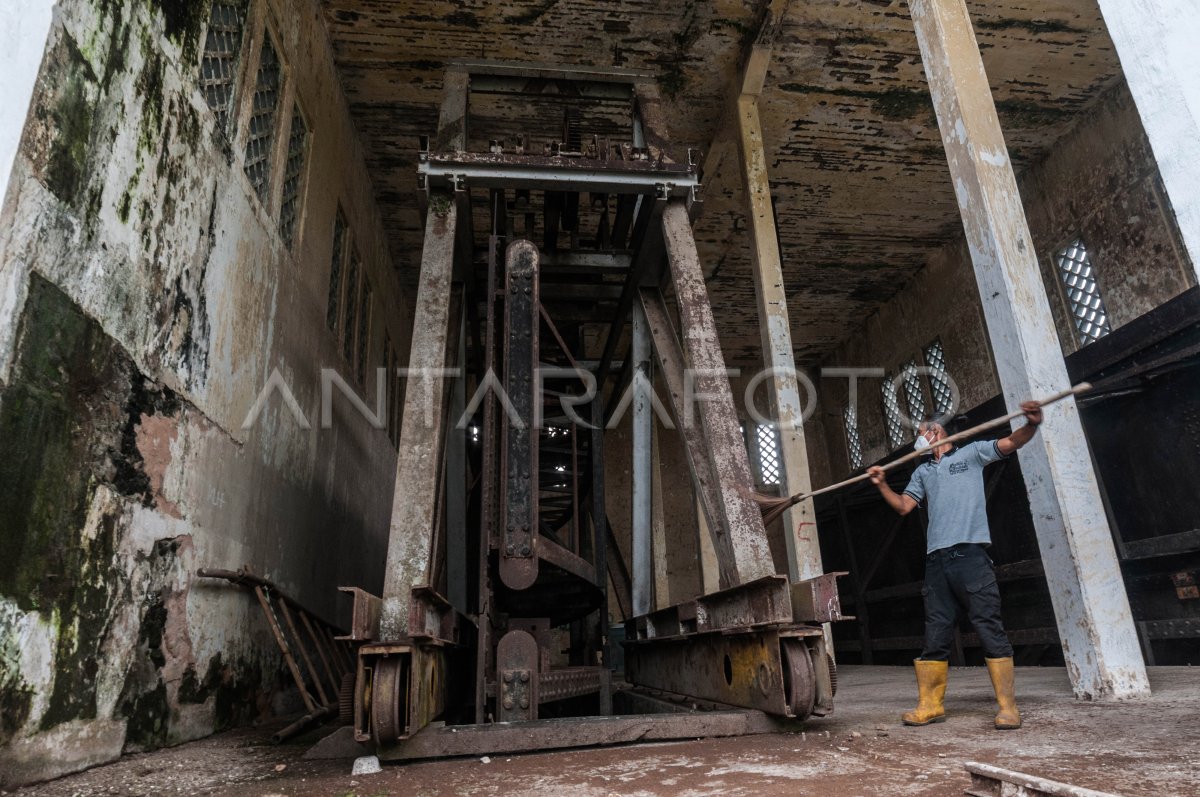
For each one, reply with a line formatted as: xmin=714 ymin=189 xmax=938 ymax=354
xmin=986 ymin=657 xmax=1022 ymax=729
xmin=902 ymin=659 xmax=948 ymax=726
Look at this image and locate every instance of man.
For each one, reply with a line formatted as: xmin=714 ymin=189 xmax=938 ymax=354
xmin=867 ymin=401 xmax=1043 ymax=730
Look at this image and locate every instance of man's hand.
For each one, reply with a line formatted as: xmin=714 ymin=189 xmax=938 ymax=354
xmin=867 ymin=466 xmax=886 ymax=487
xmin=868 ymin=465 xmax=917 ymax=515
xmin=1022 ymin=400 xmax=1043 ymax=426
xmin=999 ymin=400 xmax=1044 ymax=455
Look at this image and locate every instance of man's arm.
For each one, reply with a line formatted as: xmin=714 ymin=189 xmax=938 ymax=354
xmin=996 ymin=400 xmax=1044 ymax=456
xmin=868 ymin=467 xmax=918 ymax=515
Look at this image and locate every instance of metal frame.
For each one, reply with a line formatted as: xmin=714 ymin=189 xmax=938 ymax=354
xmin=336 ymin=59 xmax=845 ymax=763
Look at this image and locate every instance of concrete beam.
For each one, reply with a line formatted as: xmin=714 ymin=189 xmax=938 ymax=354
xmin=0 ymin=1 xmax=55 ymax=210
xmin=910 ymin=0 xmax=1149 ymax=699
xmin=1095 ymin=0 xmax=1200 ymax=283
xmin=736 ymin=94 xmax=823 ymax=584
xmin=662 ymin=201 xmax=774 ymax=586
xmin=637 ymin=287 xmax=731 ymax=589
xmin=380 ymin=199 xmax=458 ymax=640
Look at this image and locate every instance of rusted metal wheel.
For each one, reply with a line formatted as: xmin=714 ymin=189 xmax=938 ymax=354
xmin=782 ymin=640 xmax=817 ymax=720
xmin=371 ymin=657 xmax=406 ymax=745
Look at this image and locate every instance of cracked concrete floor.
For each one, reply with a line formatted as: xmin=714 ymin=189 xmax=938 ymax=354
xmin=8 ymin=666 xmax=1198 ymax=797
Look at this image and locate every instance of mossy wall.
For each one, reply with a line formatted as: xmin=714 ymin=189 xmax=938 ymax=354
xmin=0 ymin=0 xmax=409 ymax=786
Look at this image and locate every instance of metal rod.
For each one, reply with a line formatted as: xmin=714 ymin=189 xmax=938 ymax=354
xmin=279 ymin=599 xmax=330 ymax=707
xmin=758 ymin=382 xmax=1094 ymax=520
xmin=631 ymin=298 xmax=654 ymax=617
xmin=300 ymin=610 xmax=340 ymax=700
xmin=253 ymin=586 xmax=318 ymax=714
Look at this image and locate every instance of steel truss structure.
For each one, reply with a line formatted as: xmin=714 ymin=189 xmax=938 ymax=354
xmin=336 ymin=61 xmax=843 ymax=760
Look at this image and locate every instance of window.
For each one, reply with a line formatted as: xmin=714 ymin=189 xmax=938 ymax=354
xmin=881 ymin=375 xmax=906 ymax=449
xmin=341 ymin=254 xmax=360 ymax=364
xmin=753 ymin=423 xmax=782 ymax=487
xmin=383 ymin=333 xmax=401 ymax=447
xmin=279 ymin=104 xmax=309 ymax=248
xmin=325 ymin=211 xmax=347 ymax=332
xmin=1055 ymin=239 xmax=1112 ymax=346
xmin=922 ymin=339 xmax=954 ymax=417
xmin=244 ymin=30 xmax=283 ymax=203
xmin=844 ymin=406 xmax=863 ymax=470
xmin=199 ymin=0 xmax=247 ymax=132
xmin=901 ymin=358 xmax=925 ymax=423
xmin=384 ymin=331 xmax=398 ymax=444
xmin=356 ymin=280 xmax=373 ymax=384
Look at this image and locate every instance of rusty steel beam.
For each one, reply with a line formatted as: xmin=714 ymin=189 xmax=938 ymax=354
xmin=500 ymin=240 xmax=540 ymax=591
xmin=419 ymin=152 xmax=697 ymax=196
xmin=380 ymin=710 xmax=788 ymax=761
xmin=337 ymin=586 xmax=382 ymax=642
xmin=407 ymin=585 xmax=467 ymax=646
xmin=661 ymin=200 xmax=774 ymax=586
xmin=538 ymin=667 xmax=604 ymax=704
xmin=536 ymin=535 xmax=597 ymax=585
xmin=626 ymin=576 xmax=794 ymax=641
xmin=624 ymin=629 xmax=821 ymax=718
xmin=380 ymin=197 xmax=459 ymax=640
xmin=631 ymin=297 xmax=654 ymax=616
xmin=790 ymin=572 xmax=850 ymax=625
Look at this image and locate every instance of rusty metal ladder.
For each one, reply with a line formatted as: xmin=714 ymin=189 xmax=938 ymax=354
xmin=198 ymin=568 xmax=356 ymax=741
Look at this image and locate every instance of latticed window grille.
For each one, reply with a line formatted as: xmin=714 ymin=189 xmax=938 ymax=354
xmin=325 ymin=212 xmax=347 ymax=331
xmin=844 ymin=406 xmax=863 ymax=470
xmin=243 ymin=31 xmax=282 ymax=203
xmin=1055 ymin=239 xmax=1112 ymax=345
xmin=200 ymin=0 xmax=247 ymax=132
xmin=356 ymin=281 xmax=373 ymax=383
xmin=754 ymin=423 xmax=782 ymax=487
xmin=881 ymin=375 xmax=906 ymax=449
xmin=279 ymin=105 xmax=309 ymax=247
xmin=923 ymin=339 xmax=954 ymax=416
xmin=342 ymin=254 xmax=360 ymax=363
xmin=901 ymin=358 xmax=925 ymax=423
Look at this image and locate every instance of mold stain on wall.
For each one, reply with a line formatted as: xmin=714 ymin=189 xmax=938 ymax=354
xmin=0 ymin=0 xmax=405 ymax=786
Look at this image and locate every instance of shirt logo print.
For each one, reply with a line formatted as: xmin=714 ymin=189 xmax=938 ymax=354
xmin=949 ymin=462 xmax=969 ymax=475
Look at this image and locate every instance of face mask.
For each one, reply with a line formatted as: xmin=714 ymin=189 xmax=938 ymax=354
xmin=914 ymin=432 xmax=934 ymax=452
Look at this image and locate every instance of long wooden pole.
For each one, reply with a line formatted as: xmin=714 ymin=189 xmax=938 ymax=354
xmin=755 ymin=383 xmax=1092 ymax=525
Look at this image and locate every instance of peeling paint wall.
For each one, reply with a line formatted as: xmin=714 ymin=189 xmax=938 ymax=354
xmin=813 ymin=78 xmax=1195 ymax=483
xmin=0 ymin=0 xmax=408 ymax=786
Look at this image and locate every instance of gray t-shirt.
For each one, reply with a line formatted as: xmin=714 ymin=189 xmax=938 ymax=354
xmin=903 ymin=440 xmax=1008 ymax=554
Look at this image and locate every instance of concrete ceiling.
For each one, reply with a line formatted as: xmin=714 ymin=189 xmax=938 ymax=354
xmin=319 ymin=0 xmax=1122 ymax=365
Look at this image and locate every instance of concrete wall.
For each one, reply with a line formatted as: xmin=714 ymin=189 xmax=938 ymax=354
xmin=813 ymin=79 xmax=1195 ymax=481
xmin=0 ymin=0 xmax=408 ymax=786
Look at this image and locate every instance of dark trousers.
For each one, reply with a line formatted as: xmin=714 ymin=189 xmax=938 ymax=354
xmin=921 ymin=543 xmax=1013 ymax=661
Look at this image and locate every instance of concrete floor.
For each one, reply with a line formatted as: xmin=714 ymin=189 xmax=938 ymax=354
xmin=8 ymin=666 xmax=1199 ymax=797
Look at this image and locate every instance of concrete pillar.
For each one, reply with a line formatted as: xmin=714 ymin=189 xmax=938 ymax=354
xmin=379 ymin=200 xmax=458 ymax=640
xmin=0 ymin=1 xmax=55 ymax=209
xmin=910 ymin=0 xmax=1150 ymax=699
xmin=663 ymin=201 xmax=775 ymax=587
xmin=1095 ymin=0 xmax=1200 ymax=282
xmin=736 ymin=94 xmax=824 ymax=584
